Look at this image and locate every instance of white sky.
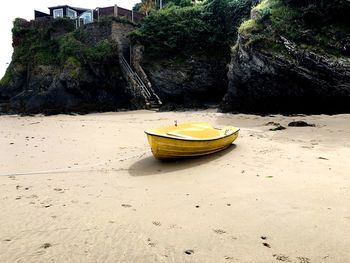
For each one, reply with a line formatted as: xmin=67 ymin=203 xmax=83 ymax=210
xmin=0 ymin=0 xmax=140 ymax=78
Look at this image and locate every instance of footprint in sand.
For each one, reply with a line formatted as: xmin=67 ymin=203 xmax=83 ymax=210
xmin=53 ymin=188 xmax=64 ymax=193
xmin=146 ymin=237 xmax=157 ymax=247
xmin=213 ymin=229 xmax=226 ymax=234
xmin=273 ymin=254 xmax=291 ymax=262
xmin=40 ymin=243 xmax=52 ymax=249
xmin=297 ymin=257 xmax=311 ymax=263
xmin=152 ymin=221 xmax=161 ymax=226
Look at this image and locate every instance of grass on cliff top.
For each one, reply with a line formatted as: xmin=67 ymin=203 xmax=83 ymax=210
xmin=12 ymin=18 xmax=74 ymax=65
xmin=238 ymin=0 xmax=350 ymax=57
xmin=12 ymin=18 xmax=118 ymax=67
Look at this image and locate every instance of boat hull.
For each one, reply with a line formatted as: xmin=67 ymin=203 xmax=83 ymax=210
xmin=146 ymin=130 xmax=239 ymax=160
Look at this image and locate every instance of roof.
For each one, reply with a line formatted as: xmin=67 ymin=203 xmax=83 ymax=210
xmin=48 ymin=5 xmax=91 ymax=12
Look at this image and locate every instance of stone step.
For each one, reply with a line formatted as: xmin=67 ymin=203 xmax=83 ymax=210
xmin=146 ymin=100 xmax=161 ymax=111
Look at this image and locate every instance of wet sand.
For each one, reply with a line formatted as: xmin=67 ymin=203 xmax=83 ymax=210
xmin=0 ymin=110 xmax=350 ymax=262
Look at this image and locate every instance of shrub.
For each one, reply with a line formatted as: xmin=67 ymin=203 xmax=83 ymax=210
xmin=85 ymin=40 xmax=117 ymax=61
xmin=11 ymin=18 xmax=74 ymax=65
xmin=64 ymin=57 xmax=81 ymax=79
xmin=204 ymin=0 xmax=256 ymax=44
xmin=280 ymin=0 xmax=350 ymax=24
xmin=251 ymin=0 xmax=350 ymax=57
xmin=58 ymin=33 xmax=117 ymax=64
xmin=58 ymin=33 xmax=85 ymax=60
xmin=238 ymin=19 xmax=261 ymax=36
xmin=131 ymin=5 xmax=210 ymax=55
xmin=131 ymin=0 xmax=255 ymax=57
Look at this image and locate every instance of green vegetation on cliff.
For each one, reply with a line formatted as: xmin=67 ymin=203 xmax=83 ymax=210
xmin=133 ymin=0 xmax=197 ymax=14
xmin=3 ymin=17 xmax=119 ymax=85
xmin=12 ymin=18 xmax=118 ymax=66
xmin=11 ymin=18 xmax=69 ymax=65
xmin=58 ymin=33 xmax=116 ymax=63
xmin=238 ymin=0 xmax=350 ymax=57
xmin=0 ymin=17 xmax=130 ymax=114
xmin=131 ymin=0 xmax=256 ymax=57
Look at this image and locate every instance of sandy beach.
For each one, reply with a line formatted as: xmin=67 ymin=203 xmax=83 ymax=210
xmin=0 ymin=110 xmax=350 ymax=263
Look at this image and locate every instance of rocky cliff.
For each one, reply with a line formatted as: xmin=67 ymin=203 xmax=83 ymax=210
xmin=0 ymin=15 xmax=229 ymax=114
xmin=129 ymin=1 xmax=255 ymax=110
xmin=141 ymin=54 xmax=228 ymax=109
xmin=2 ymin=0 xmax=350 ymax=115
xmin=0 ymin=18 xmax=133 ymax=115
xmin=221 ymin=0 xmax=350 ymax=114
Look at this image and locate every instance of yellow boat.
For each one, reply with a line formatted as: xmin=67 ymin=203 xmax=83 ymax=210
xmin=145 ymin=122 xmax=239 ymax=160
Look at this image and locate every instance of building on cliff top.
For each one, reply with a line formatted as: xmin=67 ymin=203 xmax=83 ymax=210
xmin=35 ymin=6 xmax=93 ymax=26
xmin=34 ymin=5 xmax=145 ymax=25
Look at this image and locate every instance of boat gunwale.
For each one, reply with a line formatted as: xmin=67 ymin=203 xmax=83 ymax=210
xmin=144 ymin=128 xmax=240 ymax=142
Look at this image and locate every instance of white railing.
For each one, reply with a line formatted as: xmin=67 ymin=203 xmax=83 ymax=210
xmin=120 ymin=55 xmax=152 ymax=99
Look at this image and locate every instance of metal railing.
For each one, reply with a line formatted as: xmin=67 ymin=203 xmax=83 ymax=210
xmin=120 ymin=55 xmax=153 ymax=100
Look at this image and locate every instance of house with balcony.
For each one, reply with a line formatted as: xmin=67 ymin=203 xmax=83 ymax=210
xmin=34 ymin=5 xmax=145 ymax=25
xmin=96 ymin=5 xmax=145 ymax=23
xmin=35 ymin=5 xmax=93 ymax=25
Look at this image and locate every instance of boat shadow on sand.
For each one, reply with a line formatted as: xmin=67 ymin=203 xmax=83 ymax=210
xmin=128 ymin=144 xmax=237 ymax=177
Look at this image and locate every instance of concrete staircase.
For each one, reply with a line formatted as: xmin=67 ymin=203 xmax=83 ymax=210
xmin=119 ymin=55 xmax=162 ymax=110
xmin=110 ymin=21 xmax=162 ymax=110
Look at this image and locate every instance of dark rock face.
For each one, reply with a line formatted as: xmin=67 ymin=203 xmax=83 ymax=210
xmin=142 ymin=55 xmax=229 ymax=108
xmin=0 ymin=20 xmax=133 ymax=115
xmin=0 ymin=63 xmax=130 ymax=115
xmin=221 ymin=36 xmax=350 ymax=114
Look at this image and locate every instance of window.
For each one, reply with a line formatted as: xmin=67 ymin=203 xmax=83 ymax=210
xmin=79 ymin=11 xmax=93 ymax=24
xmin=67 ymin=8 xmax=77 ymax=19
xmin=53 ymin=8 xmax=63 ymax=18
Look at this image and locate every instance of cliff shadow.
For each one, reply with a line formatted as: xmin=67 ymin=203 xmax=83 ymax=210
xmin=128 ymin=144 xmax=237 ymax=177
